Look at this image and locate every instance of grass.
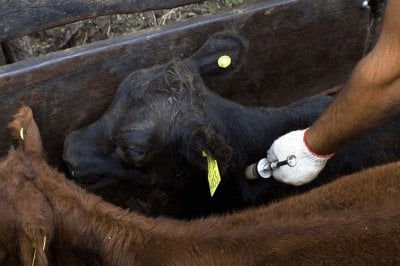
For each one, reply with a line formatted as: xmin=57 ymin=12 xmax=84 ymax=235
xmin=223 ymin=0 xmax=244 ymax=7
xmin=6 ymin=1 xmax=248 ymax=61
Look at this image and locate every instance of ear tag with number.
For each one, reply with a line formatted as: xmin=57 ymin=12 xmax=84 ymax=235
xmin=202 ymin=150 xmax=221 ymax=197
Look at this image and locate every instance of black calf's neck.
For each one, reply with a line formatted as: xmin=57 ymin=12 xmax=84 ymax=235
xmin=200 ymin=92 xmax=330 ymax=206
xmin=205 ymin=91 xmax=326 ymax=169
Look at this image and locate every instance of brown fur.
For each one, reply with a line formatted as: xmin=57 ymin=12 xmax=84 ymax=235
xmin=1 ymin=106 xmax=399 ymax=265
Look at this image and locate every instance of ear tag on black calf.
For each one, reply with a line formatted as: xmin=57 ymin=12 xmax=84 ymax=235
xmin=202 ymin=150 xmax=221 ymax=197
xmin=217 ymin=55 xmax=232 ymax=69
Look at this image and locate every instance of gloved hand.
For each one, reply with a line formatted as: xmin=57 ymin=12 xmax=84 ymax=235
xmin=267 ymin=128 xmax=333 ymax=186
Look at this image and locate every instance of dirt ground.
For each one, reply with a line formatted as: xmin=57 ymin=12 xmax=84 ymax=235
xmin=2 ymin=0 xmax=245 ymax=63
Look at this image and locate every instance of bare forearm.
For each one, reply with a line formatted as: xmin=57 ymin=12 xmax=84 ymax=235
xmin=307 ymin=62 xmax=400 ymax=155
xmin=306 ymin=0 xmax=400 ymax=155
xmin=264 ymin=0 xmax=400 ymax=186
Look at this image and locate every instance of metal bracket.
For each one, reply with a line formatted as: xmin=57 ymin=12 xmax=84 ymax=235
xmin=361 ymin=0 xmax=370 ymax=9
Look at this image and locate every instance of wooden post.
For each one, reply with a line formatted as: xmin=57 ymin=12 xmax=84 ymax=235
xmin=1 ymin=36 xmax=34 ymax=63
xmin=0 ymin=44 xmax=6 ymax=65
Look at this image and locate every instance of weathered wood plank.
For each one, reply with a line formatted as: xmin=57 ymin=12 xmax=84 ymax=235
xmin=0 ymin=0 xmax=202 ymax=42
xmin=0 ymin=0 xmax=370 ymax=167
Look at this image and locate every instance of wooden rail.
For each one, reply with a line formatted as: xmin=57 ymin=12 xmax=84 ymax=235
xmin=0 ymin=0 xmax=202 ymax=42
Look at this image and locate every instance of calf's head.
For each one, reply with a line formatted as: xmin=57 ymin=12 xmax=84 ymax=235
xmin=63 ymin=34 xmax=246 ymax=187
xmin=0 ymin=107 xmax=55 ymax=265
xmin=64 ymin=60 xmax=233 ymax=186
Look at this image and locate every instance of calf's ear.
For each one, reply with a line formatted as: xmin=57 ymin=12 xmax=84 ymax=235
xmin=185 ymin=32 xmax=248 ymax=76
xmin=8 ymin=106 xmax=44 ymax=156
xmin=184 ymin=126 xmax=233 ymax=174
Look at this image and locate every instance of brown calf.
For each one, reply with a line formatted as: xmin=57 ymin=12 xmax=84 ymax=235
xmin=0 ymin=106 xmax=399 ymax=265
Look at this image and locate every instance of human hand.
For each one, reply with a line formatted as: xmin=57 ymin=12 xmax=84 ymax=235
xmin=267 ymin=128 xmax=333 ymax=186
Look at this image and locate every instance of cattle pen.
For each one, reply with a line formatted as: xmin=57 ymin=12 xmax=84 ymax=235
xmin=0 ymin=0 xmax=392 ymax=262
xmin=0 ymin=0 xmax=385 ymax=168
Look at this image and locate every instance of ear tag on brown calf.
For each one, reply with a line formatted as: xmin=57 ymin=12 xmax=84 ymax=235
xmin=31 ymin=236 xmax=47 ymax=266
xmin=202 ymin=150 xmax=221 ymax=197
xmin=20 ymin=128 xmax=25 ymax=140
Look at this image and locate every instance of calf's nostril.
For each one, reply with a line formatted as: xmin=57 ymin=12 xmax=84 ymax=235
xmin=65 ymin=162 xmax=76 ymax=179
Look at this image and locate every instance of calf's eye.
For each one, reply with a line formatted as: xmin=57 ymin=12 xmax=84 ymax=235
xmin=117 ymin=146 xmax=149 ymax=166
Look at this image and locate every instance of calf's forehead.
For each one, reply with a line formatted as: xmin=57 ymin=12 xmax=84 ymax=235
xmin=112 ymin=64 xmax=166 ymax=103
xmin=0 ymin=199 xmax=17 ymax=240
xmin=0 ymin=200 xmax=25 ymax=265
xmin=108 ymin=61 xmax=206 ymax=128
xmin=105 ymin=66 xmax=165 ymax=121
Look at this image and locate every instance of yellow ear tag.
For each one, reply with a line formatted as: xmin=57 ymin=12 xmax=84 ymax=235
xmin=202 ymin=150 xmax=221 ymax=197
xmin=20 ymin=128 xmax=24 ymax=140
xmin=31 ymin=236 xmax=46 ymax=266
xmin=218 ymin=55 xmax=232 ymax=69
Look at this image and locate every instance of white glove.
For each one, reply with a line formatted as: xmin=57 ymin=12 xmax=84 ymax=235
xmin=267 ymin=128 xmax=333 ymax=186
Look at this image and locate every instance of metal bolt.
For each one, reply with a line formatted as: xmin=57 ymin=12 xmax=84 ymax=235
xmin=271 ymin=155 xmax=297 ymax=169
xmin=361 ymin=0 xmax=369 ymax=9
